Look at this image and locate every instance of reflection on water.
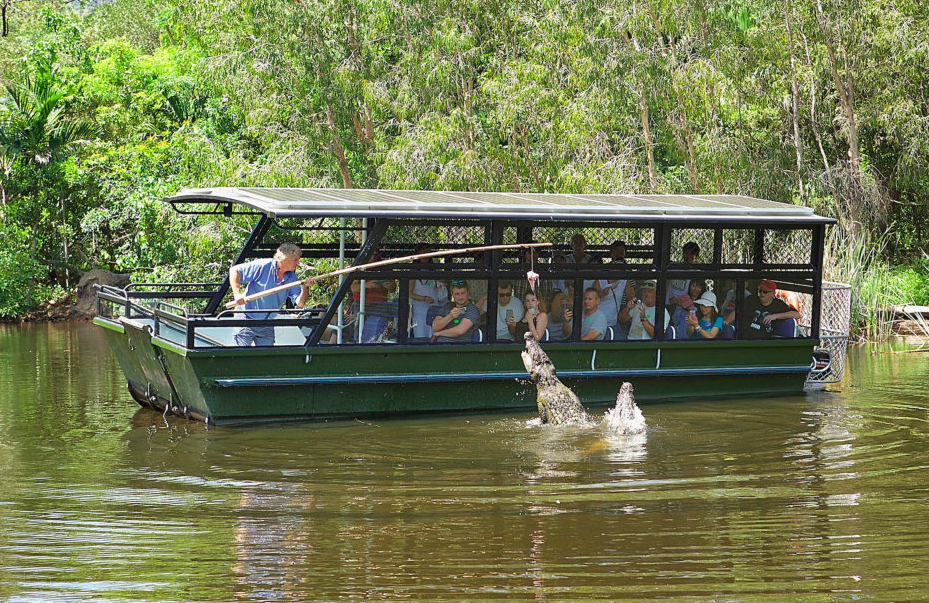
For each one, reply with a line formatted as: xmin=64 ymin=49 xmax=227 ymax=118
xmin=2 ymin=323 xmax=929 ymax=600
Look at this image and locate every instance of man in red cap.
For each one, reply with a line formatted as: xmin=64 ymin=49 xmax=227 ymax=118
xmin=740 ymin=279 xmax=801 ymax=339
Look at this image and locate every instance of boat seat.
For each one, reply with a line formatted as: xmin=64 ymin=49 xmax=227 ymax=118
xmin=774 ymin=317 xmax=798 ymax=338
xmin=721 ymin=323 xmax=735 ymax=339
xmin=604 ymin=325 xmax=626 ymax=341
xmin=472 ymin=328 xmax=483 ymax=342
xmin=665 ymin=325 xmax=676 ymax=339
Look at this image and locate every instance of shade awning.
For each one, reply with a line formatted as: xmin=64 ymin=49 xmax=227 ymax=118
xmin=166 ymin=187 xmax=834 ymax=224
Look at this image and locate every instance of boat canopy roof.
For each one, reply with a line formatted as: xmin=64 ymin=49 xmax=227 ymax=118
xmin=167 ymin=187 xmax=834 ymax=224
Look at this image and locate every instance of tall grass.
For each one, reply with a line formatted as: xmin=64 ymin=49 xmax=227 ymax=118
xmin=824 ymin=227 xmax=929 ymax=341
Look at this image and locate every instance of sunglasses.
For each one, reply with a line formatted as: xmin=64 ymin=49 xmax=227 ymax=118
xmin=757 ymin=288 xmax=773 ymax=294
xmin=450 ymin=280 xmax=466 ymax=286
xmin=498 ymin=292 xmax=512 ymax=298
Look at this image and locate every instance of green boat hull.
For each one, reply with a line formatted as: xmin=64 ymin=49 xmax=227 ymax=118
xmin=96 ymin=316 xmax=813 ymax=425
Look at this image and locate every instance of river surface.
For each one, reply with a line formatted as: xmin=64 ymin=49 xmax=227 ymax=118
xmin=1 ymin=322 xmax=928 ymax=601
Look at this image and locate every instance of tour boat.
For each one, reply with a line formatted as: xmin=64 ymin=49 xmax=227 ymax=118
xmin=94 ymin=188 xmax=850 ymax=425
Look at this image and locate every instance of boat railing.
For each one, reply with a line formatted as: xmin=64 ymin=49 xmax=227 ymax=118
xmin=801 ymin=281 xmax=851 ymax=386
xmin=95 ymin=283 xmax=328 ymax=349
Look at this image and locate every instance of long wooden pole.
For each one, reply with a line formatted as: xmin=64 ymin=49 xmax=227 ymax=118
xmin=224 ymin=242 xmax=552 ymax=309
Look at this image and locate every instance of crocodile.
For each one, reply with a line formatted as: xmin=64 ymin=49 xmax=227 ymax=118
xmin=520 ymin=332 xmax=590 ymax=425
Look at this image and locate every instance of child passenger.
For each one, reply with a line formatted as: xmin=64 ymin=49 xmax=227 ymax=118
xmin=685 ymin=291 xmax=723 ymax=339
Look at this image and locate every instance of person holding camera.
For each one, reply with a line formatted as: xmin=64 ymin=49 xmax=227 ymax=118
xmin=561 ymin=287 xmax=607 ymax=341
xmin=493 ymin=280 xmax=525 ymax=342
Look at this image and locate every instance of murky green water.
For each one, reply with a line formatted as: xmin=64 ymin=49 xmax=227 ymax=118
xmin=1 ymin=322 xmax=928 ymax=601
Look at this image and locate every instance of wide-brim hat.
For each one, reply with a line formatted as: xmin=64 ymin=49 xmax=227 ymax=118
xmin=694 ymin=291 xmax=717 ymax=309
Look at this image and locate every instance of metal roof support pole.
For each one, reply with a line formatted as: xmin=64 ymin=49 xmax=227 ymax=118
xmin=810 ymin=224 xmax=826 ymax=338
xmin=571 ymin=277 xmax=583 ymax=341
xmin=396 ymin=277 xmax=410 ymax=345
xmin=486 ymin=221 xmax=503 ymax=342
xmin=753 ymin=228 xmax=765 ymax=266
xmin=305 ymin=219 xmax=388 ymax=348
xmin=337 ymin=217 xmax=346 ymax=344
xmin=358 ymin=218 xmax=367 ymax=343
xmin=204 ymin=216 xmax=271 ymax=315
xmin=654 ymin=223 xmax=671 ymax=339
xmin=734 ymin=277 xmax=746 ymax=339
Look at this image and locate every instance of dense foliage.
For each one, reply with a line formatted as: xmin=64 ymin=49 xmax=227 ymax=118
xmin=1 ymin=0 xmax=927 ymax=324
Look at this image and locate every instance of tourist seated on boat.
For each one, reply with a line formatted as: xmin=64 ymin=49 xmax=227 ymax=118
xmin=665 ymin=241 xmax=700 ymax=318
xmin=229 ymin=242 xmax=312 ymax=346
xmin=562 ymin=287 xmax=607 ymax=341
xmin=515 ymin=291 xmax=548 ymax=341
xmin=547 ymin=281 xmax=574 ymax=341
xmin=566 ymin=233 xmax=595 ymax=264
xmin=721 ymin=282 xmax=747 ymax=326
xmin=740 ymin=279 xmax=801 ymax=339
xmin=670 ymin=279 xmax=707 ymax=332
xmin=622 ymin=279 xmax=671 ymax=340
xmin=350 ymin=250 xmax=399 ymax=342
xmin=431 ymin=280 xmax=480 ymax=343
xmin=409 ymin=243 xmax=449 ymax=338
xmin=598 ymin=240 xmax=635 ymax=328
xmin=350 ymin=250 xmax=397 ymax=303
xmin=685 ymin=291 xmax=723 ymax=339
xmin=488 ymin=280 xmax=525 ymax=341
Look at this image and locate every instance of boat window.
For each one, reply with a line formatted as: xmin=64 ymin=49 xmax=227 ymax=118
xmin=764 ymin=228 xmax=812 ymax=266
xmin=721 ymin=229 xmax=757 ymax=266
xmin=503 ymin=224 xmax=657 ymax=267
xmin=382 ymin=221 xmax=487 ymax=269
xmin=669 ymin=228 xmax=712 ymax=265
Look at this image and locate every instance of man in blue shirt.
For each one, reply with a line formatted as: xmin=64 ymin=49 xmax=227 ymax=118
xmin=229 ymin=243 xmax=313 ymax=346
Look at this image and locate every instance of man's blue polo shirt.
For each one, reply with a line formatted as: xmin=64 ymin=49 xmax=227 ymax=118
xmin=236 ymin=258 xmax=301 ymax=319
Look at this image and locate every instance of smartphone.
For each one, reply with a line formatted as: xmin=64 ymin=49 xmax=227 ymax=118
xmin=506 ymin=309 xmax=514 ymax=320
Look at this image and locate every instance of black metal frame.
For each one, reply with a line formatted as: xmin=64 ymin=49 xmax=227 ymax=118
xmin=97 ymin=212 xmax=830 ymax=350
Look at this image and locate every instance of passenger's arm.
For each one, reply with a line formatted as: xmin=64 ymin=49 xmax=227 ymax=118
xmin=475 ymin=294 xmax=488 ymax=313
xmin=693 ymin=323 xmax=720 ymax=339
xmin=581 ymin=328 xmax=601 ymax=341
xmin=433 ymin=318 xmax=474 ymax=338
xmin=763 ymin=309 xmax=801 ymax=324
xmin=229 ymin=265 xmax=246 ymax=306
xmin=432 ymin=310 xmax=456 ymax=332
xmin=409 ymin=281 xmax=434 ymax=303
xmin=618 ymin=298 xmax=635 ymax=323
xmin=295 ymin=281 xmax=310 ymax=308
xmin=530 ymin=313 xmax=548 ymax=339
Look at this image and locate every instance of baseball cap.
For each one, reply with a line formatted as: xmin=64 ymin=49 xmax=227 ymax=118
xmin=758 ymin=279 xmax=777 ymax=292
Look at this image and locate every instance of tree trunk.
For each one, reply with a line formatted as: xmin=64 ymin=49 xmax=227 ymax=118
xmin=644 ymin=0 xmax=700 ymax=192
xmin=638 ymin=91 xmax=658 ymax=190
xmin=672 ymin=120 xmax=700 ymax=193
xmin=326 ymin=105 xmax=353 ymax=189
xmin=624 ymin=30 xmax=658 ymax=191
xmin=786 ymin=10 xmax=805 ymax=199
xmin=800 ymin=30 xmax=831 ymax=173
xmin=816 ymin=0 xmax=860 ymax=179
